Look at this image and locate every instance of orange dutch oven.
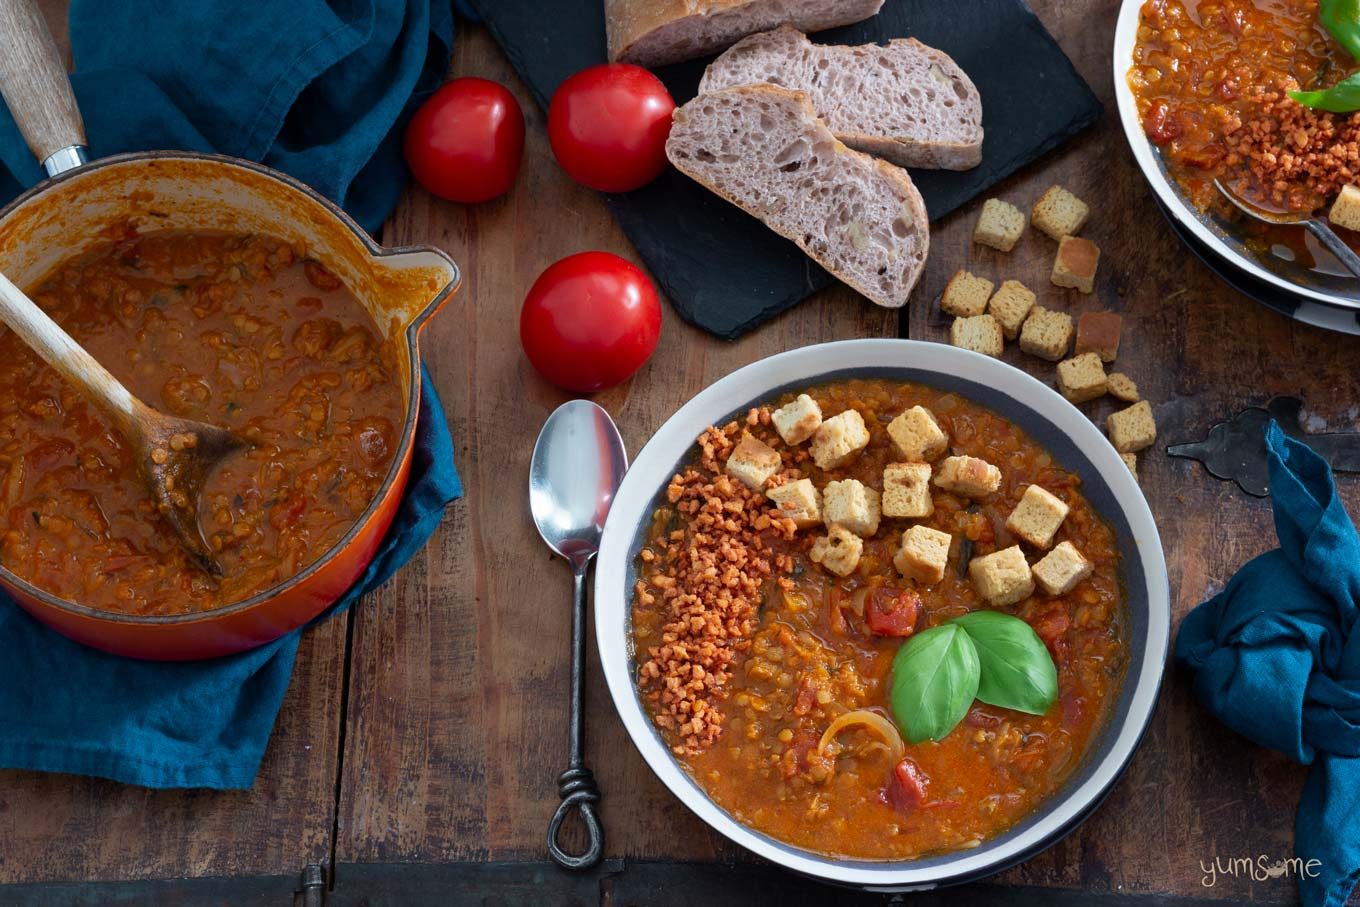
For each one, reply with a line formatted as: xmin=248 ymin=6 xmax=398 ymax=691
xmin=0 ymin=2 xmax=460 ymax=660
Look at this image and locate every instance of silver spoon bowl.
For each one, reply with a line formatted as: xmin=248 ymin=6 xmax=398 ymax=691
xmin=1213 ymin=178 xmax=1360 ymax=279
xmin=529 ymin=399 xmax=628 ymax=870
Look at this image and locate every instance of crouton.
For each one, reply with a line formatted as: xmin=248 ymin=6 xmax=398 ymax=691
xmin=822 ymin=479 xmax=881 ymax=537
xmin=1076 ymin=312 xmax=1122 ymax=362
xmin=1055 ymin=352 xmax=1108 ymax=404
xmin=810 ymin=526 xmax=863 ymax=577
xmin=1120 ymin=451 xmax=1138 ymax=480
xmin=726 ymin=433 xmax=781 ymax=490
xmin=950 ymin=314 xmax=1004 ymax=358
xmin=772 ymin=393 xmax=823 ymax=445
xmin=988 ymin=280 xmax=1036 ymax=340
xmin=1005 ymin=484 xmax=1070 ymax=549
xmin=1018 ymin=306 xmax=1073 ymax=362
xmin=887 ymin=406 xmax=948 ymax=462
xmin=882 ymin=463 xmax=934 ymax=519
xmin=1107 ymin=400 xmax=1157 ymax=453
xmin=811 ymin=410 xmax=870 ymax=470
xmin=941 ymin=270 xmax=995 ymax=317
xmin=968 ymin=545 xmax=1034 ymax=607
xmin=1031 ymin=541 xmax=1094 ymax=596
xmin=1032 ymin=185 xmax=1090 ymax=240
xmin=1107 ymin=372 xmax=1140 ymax=403
xmin=894 ymin=525 xmax=952 ymax=584
xmin=934 ymin=455 xmax=1002 ymax=499
xmin=1330 ymin=184 xmax=1360 ymax=231
xmin=974 ymin=198 xmax=1026 ymax=252
xmin=766 ymin=478 xmax=822 ymax=528
xmin=1052 ymin=236 xmax=1100 ymax=294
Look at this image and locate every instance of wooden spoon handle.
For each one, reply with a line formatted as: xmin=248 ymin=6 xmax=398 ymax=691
xmin=0 ymin=0 xmax=86 ymax=169
xmin=0 ymin=271 xmax=142 ymax=429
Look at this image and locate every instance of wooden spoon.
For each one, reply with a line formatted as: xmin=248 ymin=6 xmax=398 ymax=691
xmin=0 ymin=270 xmax=246 ymax=575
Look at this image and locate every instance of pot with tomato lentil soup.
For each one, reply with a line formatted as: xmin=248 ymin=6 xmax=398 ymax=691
xmin=630 ymin=379 xmax=1127 ymax=860
xmin=0 ymin=229 xmax=405 ymax=616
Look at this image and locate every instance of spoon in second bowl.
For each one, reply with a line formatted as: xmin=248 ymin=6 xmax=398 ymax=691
xmin=1213 ymin=177 xmax=1360 ymax=279
xmin=529 ymin=399 xmax=628 ymax=870
xmin=0 ymin=269 xmax=246 ymax=574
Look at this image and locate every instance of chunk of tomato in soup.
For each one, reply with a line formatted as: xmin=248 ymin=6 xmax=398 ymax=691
xmin=884 ymin=757 xmax=930 ymax=812
xmin=864 ymin=587 xmax=922 ymax=637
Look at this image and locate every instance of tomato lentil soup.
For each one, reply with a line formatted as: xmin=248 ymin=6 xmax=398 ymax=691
xmin=0 ymin=230 xmax=404 ymax=616
xmin=630 ymin=380 xmax=1127 ymax=860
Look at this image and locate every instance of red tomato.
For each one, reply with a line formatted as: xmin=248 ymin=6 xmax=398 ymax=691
xmin=520 ymin=252 xmax=662 ymax=392
xmin=884 ymin=758 xmax=930 ymax=812
xmin=404 ymin=78 xmax=525 ymax=203
xmin=548 ymin=64 xmax=675 ymax=192
xmin=864 ymin=588 xmax=922 ymax=638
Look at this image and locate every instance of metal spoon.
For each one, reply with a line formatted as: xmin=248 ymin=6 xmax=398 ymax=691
xmin=1213 ymin=178 xmax=1360 ymax=278
xmin=529 ymin=399 xmax=628 ymax=870
xmin=0 ymin=269 xmax=245 ymax=574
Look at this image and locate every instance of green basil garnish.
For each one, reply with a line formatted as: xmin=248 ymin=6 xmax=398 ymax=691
xmin=890 ymin=624 xmax=979 ymax=744
xmin=1290 ymin=72 xmax=1360 ymax=113
xmin=951 ymin=611 xmax=1058 ymax=716
xmin=1293 ymin=1 xmax=1360 ymax=111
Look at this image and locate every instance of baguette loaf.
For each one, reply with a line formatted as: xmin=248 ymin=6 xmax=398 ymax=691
xmin=666 ymin=84 xmax=929 ymax=308
xmin=605 ymin=0 xmax=884 ymax=69
xmin=700 ymin=26 xmax=983 ymax=170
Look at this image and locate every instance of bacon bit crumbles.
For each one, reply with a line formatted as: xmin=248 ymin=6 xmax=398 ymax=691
xmin=1225 ymin=82 xmax=1360 ymax=213
xmin=634 ymin=411 xmax=800 ymax=756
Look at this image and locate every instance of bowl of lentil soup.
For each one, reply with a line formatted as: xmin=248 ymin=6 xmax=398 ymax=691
xmin=1117 ymin=0 xmax=1360 ymax=314
xmin=595 ymin=340 xmax=1168 ymax=889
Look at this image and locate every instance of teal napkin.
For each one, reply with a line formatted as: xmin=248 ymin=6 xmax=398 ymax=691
xmin=1177 ymin=423 xmax=1360 ymax=907
xmin=0 ymin=0 xmax=461 ymax=788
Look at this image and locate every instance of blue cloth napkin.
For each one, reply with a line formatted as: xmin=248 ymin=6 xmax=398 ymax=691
xmin=1177 ymin=422 xmax=1360 ymax=907
xmin=0 ymin=0 xmax=462 ymax=788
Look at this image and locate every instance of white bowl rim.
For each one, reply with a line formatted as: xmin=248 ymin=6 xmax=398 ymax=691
xmin=594 ymin=339 xmax=1171 ymax=890
xmin=1113 ymin=0 xmax=1360 ymax=313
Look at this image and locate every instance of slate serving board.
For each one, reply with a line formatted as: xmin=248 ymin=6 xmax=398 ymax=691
xmin=468 ymin=0 xmax=1103 ymax=340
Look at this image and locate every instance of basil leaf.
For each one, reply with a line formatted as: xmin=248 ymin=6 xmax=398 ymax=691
xmin=890 ymin=624 xmax=980 ymax=744
xmin=1321 ymin=0 xmax=1360 ymax=63
xmin=952 ymin=611 xmax=1058 ymax=716
xmin=1290 ymin=72 xmax=1360 ymax=113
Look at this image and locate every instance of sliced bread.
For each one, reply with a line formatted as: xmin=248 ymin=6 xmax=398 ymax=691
xmin=606 ymin=0 xmax=884 ymax=69
xmin=666 ymin=84 xmax=929 ymax=308
xmin=699 ymin=26 xmax=983 ymax=171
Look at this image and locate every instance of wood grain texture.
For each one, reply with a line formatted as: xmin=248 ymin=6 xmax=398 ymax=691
xmin=0 ymin=0 xmax=85 ymax=164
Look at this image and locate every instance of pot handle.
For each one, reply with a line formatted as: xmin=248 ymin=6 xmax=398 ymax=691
xmin=0 ymin=0 xmax=88 ymax=176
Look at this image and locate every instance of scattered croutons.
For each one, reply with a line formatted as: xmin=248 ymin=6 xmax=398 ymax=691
xmin=968 ymin=545 xmax=1035 ymax=607
xmin=766 ymin=478 xmax=822 ymax=528
xmin=974 ymin=198 xmax=1026 ymax=252
xmin=1005 ymin=484 xmax=1070 ymax=549
xmin=988 ymin=280 xmax=1036 ymax=341
xmin=1107 ymin=372 xmax=1140 ymax=403
xmin=810 ymin=526 xmax=863 ymax=577
xmin=772 ymin=393 xmax=823 ymax=445
xmin=1018 ymin=306 xmax=1074 ymax=361
xmin=934 ymin=455 xmax=1002 ymax=499
xmin=1055 ymin=352 xmax=1108 ymax=404
xmin=1076 ymin=312 xmax=1122 ymax=363
xmin=1031 ymin=541 xmax=1093 ymax=596
xmin=725 ymin=433 xmax=781 ymax=490
xmin=1108 ymin=400 xmax=1157 ymax=453
xmin=1032 ymin=185 xmax=1090 ymax=240
xmin=1330 ymin=184 xmax=1360 ymax=231
xmin=894 ymin=525 xmax=952 ymax=584
xmin=1120 ymin=452 xmax=1138 ymax=480
xmin=887 ymin=406 xmax=948 ymax=462
xmin=950 ymin=314 xmax=1004 ymax=358
xmin=882 ymin=463 xmax=934 ymax=519
xmin=811 ymin=410 xmax=870 ymax=470
xmin=941 ymin=270 xmax=995 ymax=317
xmin=822 ymin=479 xmax=882 ymax=537
xmin=1052 ymin=236 xmax=1100 ymax=294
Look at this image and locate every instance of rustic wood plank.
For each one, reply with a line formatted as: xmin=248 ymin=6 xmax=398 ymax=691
xmin=334 ymin=22 xmax=897 ymax=866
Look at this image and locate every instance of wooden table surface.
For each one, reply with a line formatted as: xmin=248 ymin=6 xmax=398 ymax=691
xmin=3 ymin=2 xmax=1358 ymax=905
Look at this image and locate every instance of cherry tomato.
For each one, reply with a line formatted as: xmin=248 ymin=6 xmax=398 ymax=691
xmin=404 ymin=77 xmax=525 ymax=203
xmin=548 ymin=64 xmax=675 ymax=192
xmin=520 ymin=252 xmax=662 ymax=392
